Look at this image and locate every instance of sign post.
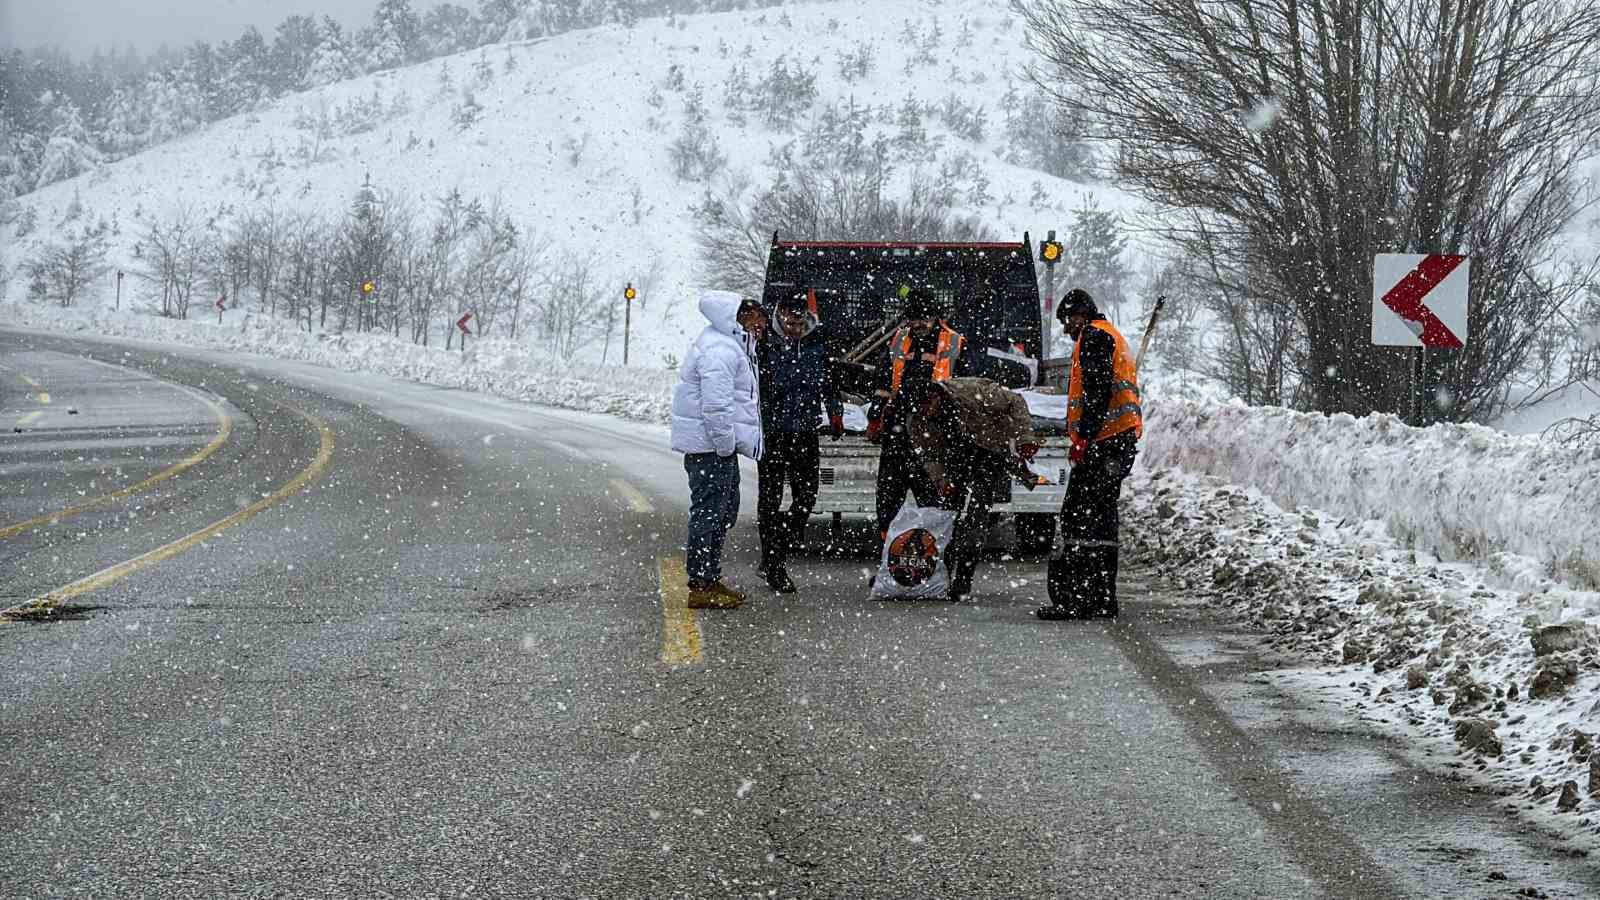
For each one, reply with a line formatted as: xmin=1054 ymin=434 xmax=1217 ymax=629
xmin=1038 ymin=231 xmax=1063 ymax=369
xmin=216 ymin=291 xmax=227 ymax=324
xmin=115 ymin=270 xmax=123 ymax=311
xmin=1372 ymin=253 xmax=1470 ymax=424
xmin=361 ymin=279 xmax=376 ymax=332
xmin=623 ymin=283 xmax=637 ymax=366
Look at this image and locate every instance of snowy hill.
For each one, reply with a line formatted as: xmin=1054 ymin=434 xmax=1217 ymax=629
xmin=1 ymin=0 xmax=1138 ymax=367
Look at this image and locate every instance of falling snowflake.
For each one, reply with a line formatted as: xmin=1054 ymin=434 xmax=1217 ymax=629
xmin=1244 ymin=98 xmax=1282 ymax=132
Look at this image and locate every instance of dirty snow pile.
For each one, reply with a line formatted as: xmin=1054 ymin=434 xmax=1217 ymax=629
xmin=1122 ymin=426 xmax=1600 ymax=844
xmin=1 ymin=303 xmax=677 ymax=424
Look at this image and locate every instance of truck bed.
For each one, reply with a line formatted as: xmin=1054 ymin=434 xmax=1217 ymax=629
xmin=810 ymin=435 xmax=1071 ymax=516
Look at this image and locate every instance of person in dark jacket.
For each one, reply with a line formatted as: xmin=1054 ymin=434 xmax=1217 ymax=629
xmin=755 ymin=292 xmax=844 ymax=593
xmin=866 ymin=288 xmax=967 ymax=538
xmin=1038 ymin=288 xmax=1143 ymax=620
xmin=908 ymin=378 xmax=1044 ymax=601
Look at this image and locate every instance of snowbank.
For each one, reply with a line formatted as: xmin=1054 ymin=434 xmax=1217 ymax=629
xmin=1122 ymin=463 xmax=1600 ymax=846
xmin=0 ymin=303 xmax=677 ymax=425
xmin=1141 ymin=398 xmax=1600 ymax=594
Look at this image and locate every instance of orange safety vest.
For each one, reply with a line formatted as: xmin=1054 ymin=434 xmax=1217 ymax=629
xmin=878 ymin=324 xmax=964 ymax=399
xmin=1068 ymin=319 xmax=1143 ymax=442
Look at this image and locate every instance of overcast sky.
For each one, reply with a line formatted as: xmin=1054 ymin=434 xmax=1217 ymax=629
xmin=1 ymin=0 xmax=378 ymax=58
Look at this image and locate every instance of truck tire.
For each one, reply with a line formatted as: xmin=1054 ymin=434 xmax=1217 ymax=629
xmin=1014 ymin=513 xmax=1056 ymax=554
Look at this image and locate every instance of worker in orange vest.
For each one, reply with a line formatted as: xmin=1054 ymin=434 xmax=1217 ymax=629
xmin=1038 ymin=288 xmax=1142 ymax=620
xmin=865 ymin=288 xmax=967 ymax=538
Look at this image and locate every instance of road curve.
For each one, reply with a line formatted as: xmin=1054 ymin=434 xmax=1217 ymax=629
xmin=1 ymin=330 xmax=1594 ymax=899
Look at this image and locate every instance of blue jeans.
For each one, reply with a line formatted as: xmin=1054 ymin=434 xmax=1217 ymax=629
xmin=684 ymin=452 xmax=741 ymax=584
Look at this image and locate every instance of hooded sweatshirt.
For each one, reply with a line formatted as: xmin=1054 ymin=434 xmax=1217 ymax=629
xmin=670 ymin=290 xmax=764 ymax=460
xmin=757 ymin=307 xmax=842 ymax=434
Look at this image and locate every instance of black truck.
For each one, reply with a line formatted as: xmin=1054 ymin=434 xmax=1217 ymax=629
xmin=760 ymin=233 xmax=1071 ymax=551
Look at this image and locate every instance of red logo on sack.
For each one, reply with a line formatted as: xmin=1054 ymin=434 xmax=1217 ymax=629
xmin=887 ymin=528 xmax=941 ymax=586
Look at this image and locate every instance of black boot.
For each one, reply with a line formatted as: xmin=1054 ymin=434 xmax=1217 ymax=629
xmin=1040 ymin=546 xmax=1087 ymax=619
xmin=764 ymin=565 xmax=797 ymax=594
xmin=1097 ymin=547 xmax=1120 ymax=618
xmin=947 ymin=555 xmax=974 ymax=602
xmin=1077 ymin=547 xmax=1113 ymax=618
xmin=786 ymin=511 xmax=809 ymax=554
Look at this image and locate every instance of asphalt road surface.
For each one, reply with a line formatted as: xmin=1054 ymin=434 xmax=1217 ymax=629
xmin=2 ymin=330 xmax=1595 ymax=899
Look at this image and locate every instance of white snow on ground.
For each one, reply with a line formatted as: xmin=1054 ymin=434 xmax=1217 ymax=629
xmin=1141 ymin=397 xmax=1600 ymax=595
xmin=1122 ymin=463 xmax=1600 ymax=852
xmin=1 ymin=302 xmax=677 ymax=424
xmin=2 ymin=0 xmax=1138 ymax=368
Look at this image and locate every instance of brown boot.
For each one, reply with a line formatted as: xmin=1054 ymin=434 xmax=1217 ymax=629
xmin=688 ymin=580 xmax=743 ymax=609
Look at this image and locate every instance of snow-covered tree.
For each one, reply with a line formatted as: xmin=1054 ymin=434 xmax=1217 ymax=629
xmin=0 ymin=115 xmax=39 ymax=207
xmin=27 ymin=221 xmax=110 ymax=307
xmin=220 ymin=27 xmax=272 ymax=116
xmin=33 ymin=94 xmax=103 ymax=189
xmin=475 ymin=0 xmax=527 ymax=45
xmin=99 ymin=85 xmax=149 ymax=159
xmin=143 ymin=64 xmax=207 ymax=145
xmin=451 ymin=90 xmax=484 ymax=131
xmin=185 ymin=42 xmax=227 ymax=120
xmin=420 ymin=4 xmax=475 ymax=57
xmin=304 ymin=17 xmax=360 ymax=90
xmin=269 ymin=15 xmax=320 ymax=95
xmin=368 ymin=0 xmax=422 ymax=71
xmin=1061 ymin=196 xmax=1130 ymax=319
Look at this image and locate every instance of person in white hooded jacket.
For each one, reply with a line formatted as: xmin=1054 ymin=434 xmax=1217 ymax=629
xmin=670 ymin=290 xmax=767 ymax=608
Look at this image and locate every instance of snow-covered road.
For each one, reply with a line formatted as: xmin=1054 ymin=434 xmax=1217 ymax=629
xmin=3 ymin=330 xmax=1597 ymax=897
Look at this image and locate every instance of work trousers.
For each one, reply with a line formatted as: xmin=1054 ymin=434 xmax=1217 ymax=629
xmin=875 ymin=432 xmax=939 ymax=537
xmin=945 ymin=488 xmax=995 ymax=598
xmin=684 ymin=452 xmax=740 ymax=585
xmin=757 ymin=432 xmax=820 ymax=570
xmin=1050 ymin=432 xmax=1138 ymax=615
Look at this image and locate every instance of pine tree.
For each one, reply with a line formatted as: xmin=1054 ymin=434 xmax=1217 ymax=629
xmin=421 ymin=3 xmax=474 ymax=57
xmin=304 ymin=17 xmax=359 ymax=90
xmin=368 ymin=0 xmax=422 ymax=72
xmin=143 ymin=63 xmax=206 ymax=145
xmin=0 ymin=114 xmax=40 ymax=206
xmin=187 ymin=42 xmax=226 ymax=120
xmin=270 ymin=15 xmax=320 ymax=95
xmin=33 ymin=94 xmax=103 ymax=189
xmin=476 ymin=0 xmax=525 ymax=45
xmin=221 ymin=26 xmax=272 ymax=115
xmin=99 ymin=85 xmax=149 ymax=159
xmin=1063 ymin=196 xmax=1130 ymax=316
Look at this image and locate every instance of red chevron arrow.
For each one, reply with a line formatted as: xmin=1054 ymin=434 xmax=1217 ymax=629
xmin=1379 ymin=255 xmax=1465 ymax=348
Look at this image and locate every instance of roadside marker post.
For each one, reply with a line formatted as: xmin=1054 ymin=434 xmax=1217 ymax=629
xmin=624 ymin=283 xmax=637 ymax=366
xmin=1038 ymin=231 xmax=1063 ymax=369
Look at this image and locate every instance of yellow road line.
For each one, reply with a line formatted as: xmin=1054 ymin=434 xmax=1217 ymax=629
xmin=0 ymin=386 xmax=233 ymax=541
xmin=16 ymin=411 xmax=42 ymax=427
xmin=609 ymin=477 xmax=655 ymax=513
xmin=658 ymin=556 xmax=702 ymax=666
xmin=36 ymin=392 xmax=50 ymax=404
xmin=20 ymin=375 xmax=39 ymax=387
xmin=2 ymin=401 xmax=334 ymax=621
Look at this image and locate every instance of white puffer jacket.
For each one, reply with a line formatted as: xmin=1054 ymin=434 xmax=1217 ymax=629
xmin=670 ymin=290 xmax=764 ymax=460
